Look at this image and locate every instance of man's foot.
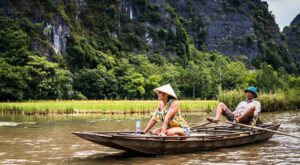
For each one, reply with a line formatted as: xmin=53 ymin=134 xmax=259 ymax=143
xmin=206 ymin=117 xmax=220 ymax=123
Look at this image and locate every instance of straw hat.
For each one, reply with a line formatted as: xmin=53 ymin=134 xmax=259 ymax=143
xmin=154 ymin=84 xmax=177 ymax=99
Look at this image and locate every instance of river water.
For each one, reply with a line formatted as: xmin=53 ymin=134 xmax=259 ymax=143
xmin=0 ymin=111 xmax=299 ymax=164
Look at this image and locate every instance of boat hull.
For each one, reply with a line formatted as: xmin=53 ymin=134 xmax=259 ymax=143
xmin=73 ymin=124 xmax=280 ymax=155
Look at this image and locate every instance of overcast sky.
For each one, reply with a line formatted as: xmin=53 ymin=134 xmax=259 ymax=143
xmin=263 ymin=0 xmax=300 ymax=31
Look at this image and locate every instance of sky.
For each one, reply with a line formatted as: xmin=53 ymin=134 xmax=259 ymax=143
xmin=263 ymin=0 xmax=300 ymax=31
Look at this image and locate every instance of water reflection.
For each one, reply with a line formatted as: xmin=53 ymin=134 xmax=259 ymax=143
xmin=0 ymin=111 xmax=299 ymax=164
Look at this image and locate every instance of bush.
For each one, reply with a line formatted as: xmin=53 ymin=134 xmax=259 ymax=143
xmin=217 ymin=90 xmax=244 ymax=110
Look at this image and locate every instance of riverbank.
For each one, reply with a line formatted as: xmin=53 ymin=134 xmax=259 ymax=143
xmin=1 ymin=90 xmax=299 ymax=115
xmin=0 ymin=100 xmax=217 ymax=115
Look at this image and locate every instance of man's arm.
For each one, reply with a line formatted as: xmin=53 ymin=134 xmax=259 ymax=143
xmin=235 ymin=105 xmax=255 ymax=123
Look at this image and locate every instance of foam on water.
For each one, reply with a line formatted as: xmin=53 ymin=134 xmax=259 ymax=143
xmin=0 ymin=121 xmax=37 ymax=127
xmin=0 ymin=122 xmax=21 ymax=127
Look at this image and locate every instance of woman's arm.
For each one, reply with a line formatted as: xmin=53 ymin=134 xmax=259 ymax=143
xmin=143 ymin=101 xmax=163 ymax=133
xmin=143 ymin=119 xmax=157 ymax=133
xmin=159 ymin=100 xmax=179 ymax=136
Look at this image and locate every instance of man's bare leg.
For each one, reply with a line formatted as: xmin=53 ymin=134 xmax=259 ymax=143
xmin=207 ymin=102 xmax=230 ymax=122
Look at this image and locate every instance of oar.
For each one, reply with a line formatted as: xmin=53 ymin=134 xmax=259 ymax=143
xmin=190 ymin=120 xmax=212 ymax=130
xmin=226 ymin=121 xmax=300 ymax=139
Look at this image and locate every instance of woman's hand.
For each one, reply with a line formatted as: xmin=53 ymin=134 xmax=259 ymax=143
xmin=137 ymin=130 xmax=145 ymax=134
xmin=159 ymin=132 xmax=167 ymax=136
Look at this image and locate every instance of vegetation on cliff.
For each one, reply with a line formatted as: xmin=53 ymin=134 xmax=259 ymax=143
xmin=0 ymin=0 xmax=299 ymax=101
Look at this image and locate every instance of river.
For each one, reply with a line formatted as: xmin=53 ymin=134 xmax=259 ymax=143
xmin=0 ymin=111 xmax=299 ymax=164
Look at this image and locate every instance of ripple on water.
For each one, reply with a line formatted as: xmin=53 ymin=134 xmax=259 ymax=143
xmin=70 ymin=144 xmax=81 ymax=150
xmin=0 ymin=122 xmax=21 ymax=127
xmin=1 ymin=159 xmax=40 ymax=164
xmin=51 ymin=147 xmax=61 ymax=151
xmin=36 ymin=139 xmax=51 ymax=143
xmin=26 ymin=150 xmax=47 ymax=154
xmin=72 ymin=150 xmax=120 ymax=159
xmin=20 ymin=138 xmax=51 ymax=146
xmin=186 ymin=160 xmax=244 ymax=165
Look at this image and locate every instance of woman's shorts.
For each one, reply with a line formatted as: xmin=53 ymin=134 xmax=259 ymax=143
xmin=183 ymin=127 xmax=191 ymax=136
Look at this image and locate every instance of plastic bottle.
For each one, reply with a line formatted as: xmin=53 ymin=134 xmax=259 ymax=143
xmin=135 ymin=119 xmax=141 ymax=134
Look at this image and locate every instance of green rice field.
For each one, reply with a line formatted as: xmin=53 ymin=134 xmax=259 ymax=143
xmin=0 ymin=100 xmax=218 ymax=115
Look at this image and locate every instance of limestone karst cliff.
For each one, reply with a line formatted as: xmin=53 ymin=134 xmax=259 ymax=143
xmin=0 ymin=0 xmax=299 ymax=100
xmin=0 ymin=0 xmax=295 ymax=70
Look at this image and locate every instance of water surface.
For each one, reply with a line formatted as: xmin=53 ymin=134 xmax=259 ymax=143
xmin=0 ymin=111 xmax=299 ymax=164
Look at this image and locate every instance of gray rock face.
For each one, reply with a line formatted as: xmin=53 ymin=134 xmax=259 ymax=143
xmin=116 ymin=0 xmax=282 ymax=62
xmin=0 ymin=0 xmax=285 ymax=63
xmin=206 ymin=12 xmax=258 ymax=60
xmin=284 ymin=14 xmax=300 ymax=66
xmin=43 ymin=15 xmax=70 ymax=55
xmin=76 ymin=0 xmax=86 ymax=21
xmin=119 ymin=0 xmax=181 ymax=56
xmin=166 ymin=0 xmax=259 ymax=60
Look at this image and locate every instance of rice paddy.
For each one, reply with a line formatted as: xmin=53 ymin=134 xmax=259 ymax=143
xmin=0 ymin=100 xmax=218 ymax=115
xmin=1 ymin=89 xmax=299 ymax=115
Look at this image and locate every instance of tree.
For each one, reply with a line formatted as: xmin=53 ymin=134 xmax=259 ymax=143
xmin=159 ymin=63 xmax=183 ymax=98
xmin=0 ymin=59 xmax=28 ymax=101
xmin=222 ymin=61 xmax=248 ymax=90
xmin=256 ymin=62 xmax=281 ymax=92
xmin=74 ymin=67 xmax=117 ymax=99
xmin=181 ymin=61 xmax=202 ymax=99
xmin=0 ymin=16 xmax=30 ymax=65
xmin=25 ymin=55 xmax=74 ymax=99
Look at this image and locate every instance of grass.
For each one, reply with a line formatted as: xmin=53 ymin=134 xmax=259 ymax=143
xmin=1 ymin=89 xmax=298 ymax=115
xmin=0 ymin=100 xmax=218 ymax=115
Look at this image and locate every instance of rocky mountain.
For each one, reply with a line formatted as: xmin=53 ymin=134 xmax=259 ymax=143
xmin=1 ymin=0 xmax=299 ymax=101
xmin=283 ymin=14 xmax=300 ymax=70
xmin=0 ymin=0 xmax=296 ymax=71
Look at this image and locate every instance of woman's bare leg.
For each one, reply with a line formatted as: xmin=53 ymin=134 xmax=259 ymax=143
xmin=150 ymin=128 xmax=162 ymax=135
xmin=165 ymin=127 xmax=186 ymax=136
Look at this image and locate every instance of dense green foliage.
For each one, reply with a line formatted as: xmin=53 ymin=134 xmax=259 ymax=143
xmin=0 ymin=1 xmax=299 ymax=101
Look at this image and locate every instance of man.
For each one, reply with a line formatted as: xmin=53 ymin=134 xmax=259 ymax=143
xmin=207 ymin=86 xmax=261 ymax=125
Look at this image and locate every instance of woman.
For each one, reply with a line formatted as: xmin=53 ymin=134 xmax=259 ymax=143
xmin=143 ymin=84 xmax=190 ymax=136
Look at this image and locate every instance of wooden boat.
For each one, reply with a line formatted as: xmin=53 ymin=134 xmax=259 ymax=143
xmin=73 ymin=123 xmax=280 ymax=155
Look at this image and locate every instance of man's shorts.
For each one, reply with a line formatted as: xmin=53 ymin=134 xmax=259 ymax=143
xmin=222 ymin=108 xmax=253 ymax=124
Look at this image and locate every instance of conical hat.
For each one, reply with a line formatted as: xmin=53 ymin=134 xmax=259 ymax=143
xmin=154 ymin=84 xmax=177 ymax=99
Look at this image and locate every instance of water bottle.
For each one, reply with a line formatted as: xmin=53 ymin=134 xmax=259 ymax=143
xmin=135 ymin=119 xmax=141 ymax=134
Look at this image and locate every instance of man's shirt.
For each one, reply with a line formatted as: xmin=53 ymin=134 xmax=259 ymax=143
xmin=234 ymin=99 xmax=261 ymax=117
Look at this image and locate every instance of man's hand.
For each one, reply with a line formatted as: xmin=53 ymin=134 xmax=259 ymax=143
xmin=234 ymin=113 xmax=241 ymax=123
